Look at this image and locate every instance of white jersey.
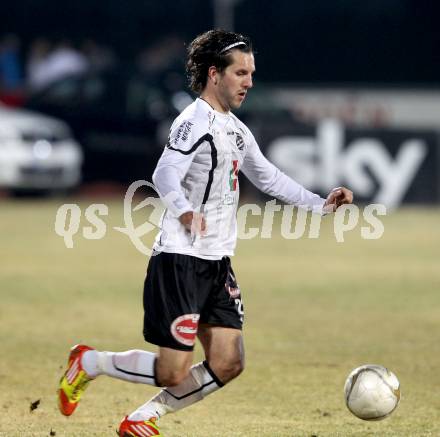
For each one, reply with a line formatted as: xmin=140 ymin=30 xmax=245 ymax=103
xmin=152 ymin=98 xmax=326 ymax=260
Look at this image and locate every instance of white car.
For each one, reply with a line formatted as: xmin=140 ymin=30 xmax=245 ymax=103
xmin=0 ymin=104 xmax=83 ymax=193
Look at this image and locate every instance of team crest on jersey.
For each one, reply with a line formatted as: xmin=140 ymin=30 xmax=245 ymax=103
xmin=171 ymin=314 xmax=200 ymax=346
xmin=236 ymin=133 xmax=244 ymax=151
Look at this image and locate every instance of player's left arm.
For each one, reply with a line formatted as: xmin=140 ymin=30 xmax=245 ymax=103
xmin=241 ymin=134 xmax=353 ymax=214
xmin=323 ymin=186 xmax=354 ymax=213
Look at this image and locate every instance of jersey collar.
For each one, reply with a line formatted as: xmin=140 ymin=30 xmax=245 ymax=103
xmin=197 ymin=98 xmax=231 ymax=121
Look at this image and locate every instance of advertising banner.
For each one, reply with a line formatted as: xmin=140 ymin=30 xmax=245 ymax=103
xmin=253 ymin=118 xmax=439 ymax=209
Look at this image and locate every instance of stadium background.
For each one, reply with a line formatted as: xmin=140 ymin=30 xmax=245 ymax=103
xmin=3 ymin=0 xmax=440 ymax=83
xmin=0 ymin=1 xmax=439 ymax=436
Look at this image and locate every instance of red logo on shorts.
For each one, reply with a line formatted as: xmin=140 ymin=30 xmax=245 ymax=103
xmin=171 ymin=314 xmax=200 ymax=346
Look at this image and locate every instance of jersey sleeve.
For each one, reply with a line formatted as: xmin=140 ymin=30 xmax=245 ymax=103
xmin=152 ymin=118 xmax=204 ymax=217
xmin=241 ymin=132 xmax=326 ymax=214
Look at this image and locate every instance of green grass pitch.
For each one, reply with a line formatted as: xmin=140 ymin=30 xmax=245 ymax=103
xmin=0 ymin=199 xmax=439 ymax=436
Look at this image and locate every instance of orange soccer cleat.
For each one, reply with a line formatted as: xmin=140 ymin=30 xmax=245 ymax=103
xmin=58 ymin=344 xmax=94 ymax=416
xmin=118 ymin=416 xmax=162 ymax=436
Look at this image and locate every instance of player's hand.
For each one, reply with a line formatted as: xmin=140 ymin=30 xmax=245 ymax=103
xmin=323 ymin=186 xmax=353 ymax=213
xmin=179 ymin=211 xmax=207 ymax=237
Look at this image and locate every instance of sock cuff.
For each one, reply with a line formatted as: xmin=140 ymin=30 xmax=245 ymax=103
xmin=202 ymin=360 xmax=224 ymax=387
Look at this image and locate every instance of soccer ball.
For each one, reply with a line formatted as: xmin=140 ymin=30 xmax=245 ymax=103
xmin=344 ymin=364 xmax=401 ymax=421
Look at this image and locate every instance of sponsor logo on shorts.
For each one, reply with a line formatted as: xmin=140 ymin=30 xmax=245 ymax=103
xmin=226 ymin=284 xmax=241 ymax=299
xmin=171 ymin=314 xmax=200 ymax=346
xmin=226 ymin=271 xmax=240 ymax=298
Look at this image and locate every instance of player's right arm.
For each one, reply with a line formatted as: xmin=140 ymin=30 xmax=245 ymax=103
xmin=178 ymin=211 xmax=207 ymax=236
xmin=152 ymin=118 xmax=206 ymax=234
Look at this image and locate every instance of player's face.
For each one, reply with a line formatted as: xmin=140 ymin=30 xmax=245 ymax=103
xmin=217 ymin=51 xmax=255 ymax=111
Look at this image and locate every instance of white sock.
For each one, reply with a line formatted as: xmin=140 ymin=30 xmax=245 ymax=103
xmin=82 ymin=349 xmax=158 ymax=386
xmin=128 ymin=361 xmax=223 ymax=421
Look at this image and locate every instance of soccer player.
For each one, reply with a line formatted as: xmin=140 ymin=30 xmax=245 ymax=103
xmin=58 ymin=29 xmax=353 ymax=436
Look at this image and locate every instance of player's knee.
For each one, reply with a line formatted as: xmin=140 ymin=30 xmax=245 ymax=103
xmin=155 ymin=348 xmax=193 ymax=387
xmin=214 ymin=357 xmax=245 ymax=383
xmin=229 ymin=357 xmax=245 ymax=379
xmin=156 ymin=368 xmax=189 ymax=387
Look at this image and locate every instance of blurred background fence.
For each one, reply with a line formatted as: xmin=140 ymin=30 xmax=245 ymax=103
xmin=1 ymin=0 xmax=439 ymax=209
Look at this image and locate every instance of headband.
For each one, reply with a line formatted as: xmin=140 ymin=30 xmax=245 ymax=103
xmin=219 ymin=41 xmax=246 ymax=54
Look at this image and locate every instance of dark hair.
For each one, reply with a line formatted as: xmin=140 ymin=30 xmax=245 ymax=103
xmin=186 ymin=29 xmax=253 ymax=94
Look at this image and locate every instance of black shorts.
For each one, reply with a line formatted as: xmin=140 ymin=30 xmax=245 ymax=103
xmin=143 ymin=252 xmax=244 ymax=351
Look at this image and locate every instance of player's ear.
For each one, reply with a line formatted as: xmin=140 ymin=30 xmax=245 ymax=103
xmin=207 ymin=66 xmax=218 ymax=86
